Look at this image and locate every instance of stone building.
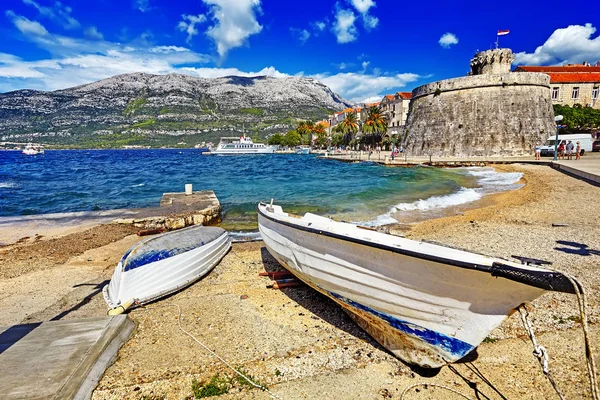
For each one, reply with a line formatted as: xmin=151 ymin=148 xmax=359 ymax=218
xmin=514 ymin=64 xmax=600 ymax=109
xmin=403 ymin=48 xmax=555 ymax=157
xmin=380 ymin=92 xmax=412 ymax=133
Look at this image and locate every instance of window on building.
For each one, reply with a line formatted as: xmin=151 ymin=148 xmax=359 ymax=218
xmin=572 ymin=87 xmax=579 ymax=99
xmin=593 ymin=87 xmax=599 ymax=100
xmin=551 ymin=87 xmax=559 ymax=99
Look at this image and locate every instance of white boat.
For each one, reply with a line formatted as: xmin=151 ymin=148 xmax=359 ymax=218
xmin=22 ymin=144 xmax=44 ymax=155
xmin=295 ymin=146 xmax=310 ymax=155
xmin=103 ymin=225 xmax=230 ymax=314
xmin=209 ymin=136 xmax=277 ymax=155
xmin=257 ymin=202 xmax=575 ymax=368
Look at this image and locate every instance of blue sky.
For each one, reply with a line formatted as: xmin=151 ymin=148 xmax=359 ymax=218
xmin=0 ymin=0 xmax=599 ymax=102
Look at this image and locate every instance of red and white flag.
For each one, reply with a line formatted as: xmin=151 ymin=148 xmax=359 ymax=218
xmin=497 ymin=30 xmax=510 ymax=36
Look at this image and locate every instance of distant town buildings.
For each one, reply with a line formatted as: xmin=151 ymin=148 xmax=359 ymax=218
xmin=514 ymin=63 xmax=600 ymax=109
xmin=326 ymin=91 xmax=413 ymax=138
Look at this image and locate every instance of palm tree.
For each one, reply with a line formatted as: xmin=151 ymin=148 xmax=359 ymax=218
xmin=338 ymin=112 xmax=358 ymax=145
xmin=362 ymin=106 xmax=388 ymax=149
xmin=296 ymin=121 xmax=315 ymax=145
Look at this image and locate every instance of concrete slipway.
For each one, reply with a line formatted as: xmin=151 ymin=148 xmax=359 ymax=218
xmin=0 ymin=316 xmax=134 ymax=400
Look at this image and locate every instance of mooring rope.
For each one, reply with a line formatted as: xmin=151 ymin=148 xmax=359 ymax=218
xmin=400 ymin=383 xmax=473 ymax=400
xmin=518 ymin=305 xmax=565 ymax=400
xmin=518 ymin=272 xmax=598 ymax=400
xmin=138 ymin=303 xmax=284 ymax=400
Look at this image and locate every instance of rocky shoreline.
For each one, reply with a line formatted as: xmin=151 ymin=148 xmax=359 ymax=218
xmin=0 ymin=164 xmax=598 ymax=399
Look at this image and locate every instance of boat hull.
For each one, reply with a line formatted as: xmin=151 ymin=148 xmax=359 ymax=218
xmin=257 ymin=204 xmax=553 ymax=368
xmin=210 ymin=148 xmax=276 ymax=155
xmin=103 ymin=226 xmax=230 ymax=309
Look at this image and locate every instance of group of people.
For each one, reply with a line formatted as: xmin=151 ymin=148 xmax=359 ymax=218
xmin=534 ymin=140 xmax=581 ymax=160
xmin=556 ymin=140 xmax=581 ymax=160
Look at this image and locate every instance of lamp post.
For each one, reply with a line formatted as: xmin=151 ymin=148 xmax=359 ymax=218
xmin=553 ymin=115 xmax=563 ymax=161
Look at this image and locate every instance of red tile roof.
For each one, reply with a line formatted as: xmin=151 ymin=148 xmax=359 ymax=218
xmin=342 ymin=107 xmax=355 ymax=113
xmin=397 ymin=92 xmax=412 ymax=99
xmin=546 ymin=73 xmax=600 ymax=83
xmin=384 ymin=94 xmax=395 ymax=100
xmin=516 ymin=66 xmax=600 ymax=73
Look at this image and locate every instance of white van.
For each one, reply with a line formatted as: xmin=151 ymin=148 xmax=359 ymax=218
xmin=539 ymin=134 xmax=593 ymax=156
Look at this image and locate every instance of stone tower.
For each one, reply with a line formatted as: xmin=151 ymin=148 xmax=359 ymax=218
xmin=403 ymin=48 xmax=555 ymax=157
xmin=470 ymin=48 xmax=515 ymax=75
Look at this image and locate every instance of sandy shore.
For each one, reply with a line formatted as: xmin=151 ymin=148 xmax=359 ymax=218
xmin=1 ymin=163 xmax=598 ymax=399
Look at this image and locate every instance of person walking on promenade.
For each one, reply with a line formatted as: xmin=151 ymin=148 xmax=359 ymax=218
xmin=534 ymin=143 xmax=541 ymax=160
xmin=558 ymin=140 xmax=566 ymax=160
xmin=576 ymin=141 xmax=581 ymax=160
xmin=566 ymin=140 xmax=574 ymax=160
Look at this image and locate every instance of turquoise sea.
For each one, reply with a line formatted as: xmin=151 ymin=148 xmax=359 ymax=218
xmin=0 ymin=149 xmax=523 ymax=231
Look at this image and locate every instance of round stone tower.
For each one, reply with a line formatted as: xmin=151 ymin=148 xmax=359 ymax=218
xmin=403 ymin=48 xmax=555 ymax=157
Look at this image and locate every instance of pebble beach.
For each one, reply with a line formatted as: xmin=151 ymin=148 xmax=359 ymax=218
xmin=1 ymin=163 xmax=599 ymax=399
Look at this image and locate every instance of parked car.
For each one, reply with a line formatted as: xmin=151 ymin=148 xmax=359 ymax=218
xmin=593 ymin=140 xmax=600 ymax=152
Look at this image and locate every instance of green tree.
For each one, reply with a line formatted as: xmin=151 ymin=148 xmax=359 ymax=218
xmin=282 ymin=130 xmax=302 ymax=147
xmin=553 ymin=104 xmax=600 ymax=131
xmin=362 ymin=106 xmax=388 ymax=148
xmin=296 ymin=121 xmax=315 ymax=145
xmin=268 ymin=133 xmax=284 ymax=146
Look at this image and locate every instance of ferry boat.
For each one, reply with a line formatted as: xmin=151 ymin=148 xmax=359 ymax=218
xmin=210 ymin=136 xmax=277 ymax=155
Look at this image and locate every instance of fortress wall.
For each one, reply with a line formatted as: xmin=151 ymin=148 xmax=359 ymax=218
xmin=404 ymin=72 xmax=556 ymax=157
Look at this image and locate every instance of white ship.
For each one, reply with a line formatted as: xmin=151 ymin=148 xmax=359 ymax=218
xmin=209 ymin=136 xmax=277 ymax=155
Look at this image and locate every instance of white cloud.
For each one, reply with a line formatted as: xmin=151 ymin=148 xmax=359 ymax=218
xmin=177 ymin=14 xmax=207 ymax=43
xmin=5 ymin=11 xmax=49 ymax=36
xmin=362 ymin=14 xmax=378 ymax=31
xmin=514 ymin=23 xmax=600 ymax=65
xmin=290 ymin=28 xmax=311 ymax=44
xmin=135 ymin=0 xmax=151 ymax=12
xmin=203 ymin=0 xmax=263 ymax=59
xmin=313 ymin=21 xmax=326 ymax=31
xmin=361 ymin=61 xmax=369 ymax=71
xmin=333 ymin=8 xmax=357 ymax=43
xmin=22 ymin=0 xmax=80 ymax=30
xmin=181 ymin=65 xmax=289 ymax=79
xmin=313 ymin=71 xmax=420 ymax=102
xmin=84 ymin=26 xmax=103 ymax=40
xmin=0 ymin=22 xmax=212 ymax=92
xmin=439 ymin=32 xmax=458 ymax=48
xmin=349 ymin=0 xmax=378 ymax=30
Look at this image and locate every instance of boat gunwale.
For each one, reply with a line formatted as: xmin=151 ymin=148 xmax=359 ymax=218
xmin=257 ymin=203 xmax=576 ymax=294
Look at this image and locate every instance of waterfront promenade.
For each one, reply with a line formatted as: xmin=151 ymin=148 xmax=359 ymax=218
xmin=322 ymin=150 xmax=600 ymax=184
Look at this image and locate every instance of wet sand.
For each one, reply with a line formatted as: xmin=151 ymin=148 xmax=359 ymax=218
xmin=0 ymin=164 xmax=598 ymax=399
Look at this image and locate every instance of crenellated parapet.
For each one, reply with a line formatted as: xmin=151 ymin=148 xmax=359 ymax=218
xmin=470 ymin=48 xmax=515 ymax=75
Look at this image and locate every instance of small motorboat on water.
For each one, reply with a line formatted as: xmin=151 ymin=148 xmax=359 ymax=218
xmin=257 ymin=201 xmax=577 ymax=368
xmin=22 ymin=143 xmax=44 ymax=155
xmin=103 ymin=225 xmax=230 ymax=314
xmin=295 ymin=146 xmax=310 ymax=155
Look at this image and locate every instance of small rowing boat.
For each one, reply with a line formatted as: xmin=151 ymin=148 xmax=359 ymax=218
xmin=103 ymin=225 xmax=230 ymax=314
xmin=257 ymin=201 xmax=576 ymax=368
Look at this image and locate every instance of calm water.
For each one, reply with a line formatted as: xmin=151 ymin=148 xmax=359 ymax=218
xmin=0 ymin=150 xmax=522 ymax=230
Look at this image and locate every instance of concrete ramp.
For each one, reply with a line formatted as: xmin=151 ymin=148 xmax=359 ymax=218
xmin=0 ymin=316 xmax=134 ymax=400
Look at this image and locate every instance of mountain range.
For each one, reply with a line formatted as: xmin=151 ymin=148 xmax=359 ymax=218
xmin=0 ymin=73 xmax=351 ymax=148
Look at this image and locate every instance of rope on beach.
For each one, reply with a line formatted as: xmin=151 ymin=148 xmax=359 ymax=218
xmin=564 ymin=273 xmax=599 ymax=400
xmin=518 ymin=271 xmax=598 ymax=400
xmin=518 ymin=304 xmax=565 ymax=400
xmin=139 ymin=303 xmax=284 ymax=400
xmin=400 ymin=383 xmax=473 ymax=400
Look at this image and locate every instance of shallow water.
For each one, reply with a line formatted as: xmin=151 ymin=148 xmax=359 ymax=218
xmin=0 ymin=150 xmax=522 ymax=230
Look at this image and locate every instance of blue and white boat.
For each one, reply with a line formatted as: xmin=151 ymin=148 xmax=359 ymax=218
xmin=103 ymin=225 xmax=230 ymax=314
xmin=257 ymin=202 xmax=575 ymax=368
xmin=295 ymin=146 xmax=310 ymax=155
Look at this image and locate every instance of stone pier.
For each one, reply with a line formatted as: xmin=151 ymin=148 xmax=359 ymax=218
xmin=113 ymin=190 xmax=222 ymax=231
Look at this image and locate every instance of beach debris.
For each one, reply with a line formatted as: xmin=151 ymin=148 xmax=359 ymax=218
xmin=260 ymin=270 xmax=303 ymax=289
xmin=137 ymin=228 xmax=166 ymax=236
xmin=551 ymin=223 xmax=569 ymax=227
